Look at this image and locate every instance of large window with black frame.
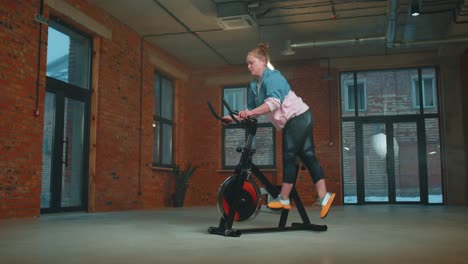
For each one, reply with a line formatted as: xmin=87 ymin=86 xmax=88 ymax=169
xmin=222 ymin=87 xmax=275 ymax=169
xmin=153 ymin=73 xmax=174 ymax=167
xmin=340 ymin=67 xmax=443 ymax=205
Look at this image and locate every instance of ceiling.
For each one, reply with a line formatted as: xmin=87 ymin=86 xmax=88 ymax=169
xmin=88 ymin=0 xmax=468 ymax=69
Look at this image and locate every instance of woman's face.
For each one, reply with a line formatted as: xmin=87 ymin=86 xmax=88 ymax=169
xmin=246 ymin=54 xmax=266 ymax=79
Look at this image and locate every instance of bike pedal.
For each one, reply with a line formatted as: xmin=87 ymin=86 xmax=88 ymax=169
xmin=260 ymin=205 xmax=282 ymax=214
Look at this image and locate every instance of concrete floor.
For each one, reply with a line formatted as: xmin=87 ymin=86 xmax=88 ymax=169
xmin=1 ymin=205 xmax=467 ymax=264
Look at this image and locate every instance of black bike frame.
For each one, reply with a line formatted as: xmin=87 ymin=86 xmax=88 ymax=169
xmin=207 ymin=100 xmax=327 ymax=237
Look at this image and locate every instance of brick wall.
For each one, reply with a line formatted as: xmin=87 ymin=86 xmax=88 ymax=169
xmin=0 ymin=0 xmax=46 ymax=218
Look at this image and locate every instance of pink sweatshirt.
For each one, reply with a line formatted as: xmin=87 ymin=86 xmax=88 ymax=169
xmin=264 ymin=90 xmax=309 ymax=130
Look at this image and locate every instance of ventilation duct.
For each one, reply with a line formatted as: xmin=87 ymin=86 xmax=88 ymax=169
xmin=216 ymin=2 xmax=257 ymax=30
xmin=454 ymin=0 xmax=468 ymax=23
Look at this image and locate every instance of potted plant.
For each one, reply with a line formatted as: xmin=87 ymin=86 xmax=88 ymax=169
xmin=172 ymin=162 xmax=198 ymax=207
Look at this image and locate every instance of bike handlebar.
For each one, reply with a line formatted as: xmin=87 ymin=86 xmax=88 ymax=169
xmin=207 ymin=100 xmax=256 ymax=126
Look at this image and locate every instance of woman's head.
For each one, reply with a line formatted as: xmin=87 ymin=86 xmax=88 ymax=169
xmin=246 ymin=43 xmax=270 ymax=78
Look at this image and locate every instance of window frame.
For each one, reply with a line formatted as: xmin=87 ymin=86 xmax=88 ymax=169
xmin=46 ymin=16 xmax=92 ymax=90
xmin=412 ymin=75 xmax=436 ymax=108
xmin=221 ymin=86 xmax=276 ymax=169
xmin=344 ymin=80 xmax=367 ymax=112
xmin=152 ymin=72 xmax=174 ymax=168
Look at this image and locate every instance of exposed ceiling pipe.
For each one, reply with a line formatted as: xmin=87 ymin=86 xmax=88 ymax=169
xmin=280 ymin=0 xmax=468 ymax=55
xmin=291 ymin=36 xmax=386 ymax=49
xmin=281 ymin=36 xmax=386 ymax=55
xmin=386 ymin=0 xmax=399 ymax=48
xmin=404 ymin=0 xmax=416 ymax=42
xmin=392 ymin=37 xmax=468 ymax=48
xmin=282 ymin=36 xmax=468 ymax=55
xmin=454 ymin=0 xmax=468 ymax=23
xmin=281 ymin=0 xmax=395 ymax=55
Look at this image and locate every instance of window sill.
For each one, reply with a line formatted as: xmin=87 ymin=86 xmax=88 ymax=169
xmin=216 ymin=168 xmax=277 ymax=173
xmin=152 ymin=166 xmax=174 ymax=172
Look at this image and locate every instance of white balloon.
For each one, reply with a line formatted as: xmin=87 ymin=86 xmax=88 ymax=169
xmin=372 ymin=133 xmax=387 ymax=158
xmin=371 ymin=133 xmax=399 ymax=159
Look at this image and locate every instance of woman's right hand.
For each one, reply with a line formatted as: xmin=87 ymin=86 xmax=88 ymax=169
xmin=221 ymin=115 xmax=233 ymax=124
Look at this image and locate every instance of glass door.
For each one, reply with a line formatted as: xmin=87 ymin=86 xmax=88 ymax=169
xmin=41 ymin=92 xmax=56 ymax=209
xmin=41 ymin=86 xmax=89 ymax=212
xmin=363 ymin=123 xmax=389 ymax=202
xmin=358 ymin=120 xmax=424 ymax=204
xmin=60 ymin=97 xmax=86 ymax=207
xmin=393 ymin=122 xmax=420 ymax=202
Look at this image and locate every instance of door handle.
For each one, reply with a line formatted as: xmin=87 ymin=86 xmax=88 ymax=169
xmin=62 ymin=137 xmax=69 ymax=167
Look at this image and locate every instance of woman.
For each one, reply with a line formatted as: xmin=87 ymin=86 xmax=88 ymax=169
xmin=223 ymin=43 xmax=335 ymax=219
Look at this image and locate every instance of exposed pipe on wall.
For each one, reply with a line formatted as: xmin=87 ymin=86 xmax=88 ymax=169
xmin=34 ymin=0 xmax=46 ymax=117
xmin=138 ymin=37 xmax=144 ymax=196
xmin=329 ymin=0 xmax=337 ymax=19
xmin=326 ymin=58 xmax=334 ymax=146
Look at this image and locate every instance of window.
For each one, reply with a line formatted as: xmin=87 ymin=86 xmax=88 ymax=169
xmin=340 ymin=67 xmax=442 ymax=205
xmin=412 ymin=77 xmax=436 ymax=108
xmin=344 ymin=81 xmax=367 ymax=111
xmin=153 ymin=73 xmax=174 ymax=167
xmin=222 ymin=87 xmax=275 ymax=168
xmin=46 ymin=20 xmax=91 ymax=90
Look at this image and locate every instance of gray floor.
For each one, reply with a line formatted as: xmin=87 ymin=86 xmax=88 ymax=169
xmin=1 ymin=205 xmax=467 ymax=264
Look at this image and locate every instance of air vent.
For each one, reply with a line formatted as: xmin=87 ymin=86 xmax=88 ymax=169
xmin=216 ymin=2 xmax=257 ymax=30
xmin=217 ymin=14 xmax=256 ymax=30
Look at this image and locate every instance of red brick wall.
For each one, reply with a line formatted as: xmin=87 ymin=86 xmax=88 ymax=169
xmin=0 ymin=0 xmax=341 ymax=219
xmin=0 ymin=0 xmax=47 ymax=218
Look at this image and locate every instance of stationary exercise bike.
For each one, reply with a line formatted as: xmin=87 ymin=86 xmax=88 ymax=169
xmin=207 ymin=100 xmax=327 ymax=237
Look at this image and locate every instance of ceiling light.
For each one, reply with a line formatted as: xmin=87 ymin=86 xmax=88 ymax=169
xmin=281 ymin=40 xmax=295 ymax=56
xmin=411 ymin=1 xmax=420 ymax=16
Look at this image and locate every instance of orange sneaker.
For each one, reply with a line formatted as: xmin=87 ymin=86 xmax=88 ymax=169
xmin=320 ymin=192 xmax=335 ymax=219
xmin=267 ymin=195 xmax=291 ymax=210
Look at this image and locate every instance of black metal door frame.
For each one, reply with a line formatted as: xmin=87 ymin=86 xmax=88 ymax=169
xmin=354 ymin=115 xmax=429 ymax=204
xmin=41 ymin=77 xmax=90 ymax=213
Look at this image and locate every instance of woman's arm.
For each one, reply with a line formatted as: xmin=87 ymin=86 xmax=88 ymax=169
xmin=239 ymin=103 xmax=270 ymax=119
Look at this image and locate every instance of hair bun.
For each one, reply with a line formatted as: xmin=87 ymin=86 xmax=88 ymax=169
xmin=258 ymin=43 xmax=270 ymax=52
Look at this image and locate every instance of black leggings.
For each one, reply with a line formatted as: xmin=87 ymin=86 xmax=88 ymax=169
xmin=282 ymin=110 xmax=325 ymax=184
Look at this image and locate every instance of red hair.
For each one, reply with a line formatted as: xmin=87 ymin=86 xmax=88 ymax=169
xmin=248 ymin=43 xmax=270 ymax=63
